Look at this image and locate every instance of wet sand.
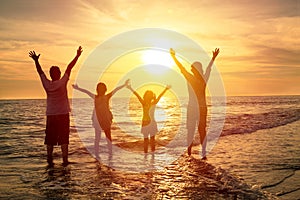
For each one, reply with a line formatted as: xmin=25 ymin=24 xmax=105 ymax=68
xmin=0 ymin=129 xmax=277 ymax=199
xmin=38 ymin=149 xmax=275 ymax=199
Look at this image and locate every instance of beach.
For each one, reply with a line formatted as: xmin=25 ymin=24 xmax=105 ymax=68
xmin=0 ymin=130 xmax=274 ymax=200
xmin=0 ymin=96 xmax=299 ymax=199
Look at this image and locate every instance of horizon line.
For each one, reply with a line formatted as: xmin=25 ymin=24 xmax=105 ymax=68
xmin=1 ymin=94 xmax=300 ymax=101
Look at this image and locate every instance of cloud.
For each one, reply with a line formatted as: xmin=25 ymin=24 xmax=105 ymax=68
xmin=78 ymin=0 xmax=120 ymax=19
xmin=251 ymin=45 xmax=300 ymax=65
xmin=0 ymin=0 xmax=299 ymax=98
xmin=0 ymin=0 xmax=83 ymax=24
xmin=204 ymin=0 xmax=299 ymax=20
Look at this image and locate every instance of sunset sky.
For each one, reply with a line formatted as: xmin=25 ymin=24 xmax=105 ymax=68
xmin=0 ymin=0 xmax=299 ymax=99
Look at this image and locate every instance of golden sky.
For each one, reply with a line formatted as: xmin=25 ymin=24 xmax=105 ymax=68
xmin=0 ymin=0 xmax=299 ymax=99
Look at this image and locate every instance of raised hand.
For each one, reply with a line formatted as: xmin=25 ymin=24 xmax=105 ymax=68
xmin=72 ymin=84 xmax=79 ymax=90
xmin=29 ymin=51 xmax=40 ymax=61
xmin=170 ymin=48 xmax=176 ymax=56
xmin=77 ymin=46 xmax=83 ymax=57
xmin=126 ymin=83 xmax=132 ymax=89
xmin=212 ymin=48 xmax=220 ymax=60
xmin=124 ymin=79 xmax=130 ymax=87
xmin=66 ymin=46 xmax=83 ymax=75
xmin=126 ymin=81 xmax=133 ymax=90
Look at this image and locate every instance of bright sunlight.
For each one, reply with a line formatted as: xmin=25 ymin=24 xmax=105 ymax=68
xmin=141 ymin=49 xmax=175 ymax=75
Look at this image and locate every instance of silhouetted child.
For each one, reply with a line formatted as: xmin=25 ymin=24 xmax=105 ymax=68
xmin=127 ymin=83 xmax=171 ymax=153
xmin=73 ymin=79 xmax=129 ymax=156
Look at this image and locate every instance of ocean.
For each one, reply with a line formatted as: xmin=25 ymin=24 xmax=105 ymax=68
xmin=0 ymin=96 xmax=299 ymax=199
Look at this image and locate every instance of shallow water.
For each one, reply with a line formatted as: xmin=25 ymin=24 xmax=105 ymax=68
xmin=0 ymin=129 xmax=272 ymax=199
xmin=208 ymin=120 xmax=300 ymax=200
xmin=0 ymin=96 xmax=299 ymax=199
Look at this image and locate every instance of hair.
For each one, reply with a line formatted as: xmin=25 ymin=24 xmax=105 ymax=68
xmin=191 ymin=61 xmax=203 ymax=75
xmin=49 ymin=66 xmax=61 ymax=81
xmin=96 ymin=82 xmax=107 ymax=96
xmin=143 ymin=90 xmax=156 ymax=103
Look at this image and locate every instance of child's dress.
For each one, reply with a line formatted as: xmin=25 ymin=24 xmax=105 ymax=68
xmin=92 ymin=109 xmax=102 ymax=131
xmin=94 ymin=95 xmax=113 ymax=131
xmin=141 ymin=103 xmax=158 ymax=138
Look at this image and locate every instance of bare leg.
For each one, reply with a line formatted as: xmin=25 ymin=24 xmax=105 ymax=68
xmin=199 ymin=111 xmax=207 ymax=159
xmin=47 ymin=145 xmax=54 ymax=166
xmin=201 ymin=137 xmax=207 ymax=159
xmin=187 ymin=106 xmax=198 ymax=156
xmin=144 ymin=138 xmax=149 ymax=153
xmin=150 ymin=136 xmax=155 ymax=152
xmin=61 ymin=144 xmax=69 ymax=166
xmin=95 ymin=129 xmax=101 ymax=158
xmin=187 ymin=119 xmax=197 ymax=156
xmin=104 ymin=129 xmax=112 ymax=154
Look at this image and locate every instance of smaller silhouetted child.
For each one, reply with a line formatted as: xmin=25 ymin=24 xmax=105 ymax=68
xmin=73 ymin=79 xmax=129 ymax=156
xmin=127 ymin=83 xmax=171 ymax=153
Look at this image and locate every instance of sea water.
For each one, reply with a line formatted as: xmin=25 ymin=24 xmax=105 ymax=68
xmin=0 ymin=96 xmax=299 ymax=199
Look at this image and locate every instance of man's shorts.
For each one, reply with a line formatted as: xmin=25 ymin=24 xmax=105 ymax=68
xmin=45 ymin=114 xmax=70 ymax=145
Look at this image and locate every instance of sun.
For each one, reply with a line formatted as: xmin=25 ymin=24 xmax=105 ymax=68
xmin=141 ymin=49 xmax=175 ymax=74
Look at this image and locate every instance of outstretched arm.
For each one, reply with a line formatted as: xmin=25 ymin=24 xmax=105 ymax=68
xmin=108 ymin=79 xmax=130 ymax=98
xmin=154 ymin=85 xmax=171 ymax=104
xmin=29 ymin=51 xmax=44 ymax=75
xmin=72 ymin=84 xmax=95 ymax=99
xmin=65 ymin=46 xmax=83 ymax=76
xmin=170 ymin=48 xmax=188 ymax=74
xmin=204 ymin=48 xmax=219 ymax=82
xmin=127 ymin=84 xmax=144 ymax=104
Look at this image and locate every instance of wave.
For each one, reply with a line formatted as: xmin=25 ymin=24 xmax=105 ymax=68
xmin=221 ymin=108 xmax=300 ymax=136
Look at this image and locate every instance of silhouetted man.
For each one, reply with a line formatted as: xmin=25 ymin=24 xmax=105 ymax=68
xmin=29 ymin=46 xmax=82 ymax=167
xmin=170 ymin=48 xmax=219 ymax=159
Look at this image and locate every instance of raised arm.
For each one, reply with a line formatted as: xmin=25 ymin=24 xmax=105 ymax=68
xmin=72 ymin=84 xmax=95 ymax=99
xmin=204 ymin=48 xmax=219 ymax=82
xmin=65 ymin=46 xmax=83 ymax=76
xmin=107 ymin=79 xmax=130 ymax=98
xmin=170 ymin=48 xmax=188 ymax=74
xmin=29 ymin=51 xmax=44 ymax=75
xmin=154 ymin=85 xmax=171 ymax=104
xmin=127 ymin=84 xmax=144 ymax=104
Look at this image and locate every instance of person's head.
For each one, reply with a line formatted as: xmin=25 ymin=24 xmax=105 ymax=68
xmin=143 ymin=90 xmax=156 ymax=103
xmin=96 ymin=82 xmax=107 ymax=96
xmin=191 ymin=61 xmax=203 ymax=77
xmin=49 ymin=66 xmax=61 ymax=81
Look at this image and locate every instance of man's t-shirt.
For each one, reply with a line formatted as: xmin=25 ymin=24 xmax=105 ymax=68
xmin=40 ymin=73 xmax=70 ymax=116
